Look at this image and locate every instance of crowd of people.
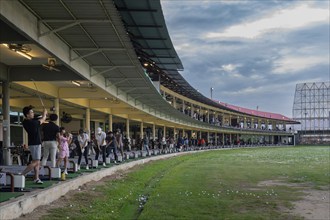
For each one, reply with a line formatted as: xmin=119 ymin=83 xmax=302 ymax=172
xmin=19 ymin=105 xmax=130 ymax=184
xmin=177 ymin=107 xmax=288 ymax=132
xmin=18 ymin=105 xmax=277 ymax=184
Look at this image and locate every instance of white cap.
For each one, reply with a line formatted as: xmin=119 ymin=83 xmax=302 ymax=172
xmin=97 ymin=127 xmax=102 ymax=134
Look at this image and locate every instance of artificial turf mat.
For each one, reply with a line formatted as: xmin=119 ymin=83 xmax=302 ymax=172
xmin=66 ymin=173 xmax=82 ymax=179
xmin=0 ymin=192 xmax=24 ymax=203
xmin=79 ymin=168 xmax=102 ymax=173
xmin=25 ymin=180 xmax=59 ymax=189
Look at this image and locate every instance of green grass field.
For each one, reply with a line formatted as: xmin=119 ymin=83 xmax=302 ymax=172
xmin=42 ymin=146 xmax=330 ymax=220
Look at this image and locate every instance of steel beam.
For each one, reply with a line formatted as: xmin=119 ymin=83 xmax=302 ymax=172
xmin=126 ymin=24 xmax=163 ymax=28
xmin=71 ymin=48 xmax=127 ymax=61
xmin=116 ymin=7 xmax=157 ymax=12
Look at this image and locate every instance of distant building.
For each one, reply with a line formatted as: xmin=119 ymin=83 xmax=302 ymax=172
xmin=292 ymin=82 xmax=330 ymax=145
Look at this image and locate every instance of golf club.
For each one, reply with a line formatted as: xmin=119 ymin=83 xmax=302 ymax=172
xmin=31 ymin=78 xmax=45 ymax=109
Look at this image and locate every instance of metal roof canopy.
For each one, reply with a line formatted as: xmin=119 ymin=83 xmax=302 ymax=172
xmin=114 ymin=0 xmax=183 ymax=71
xmin=4 ymin=0 xmax=219 ymax=132
xmin=113 ymin=0 xmax=237 ymax=113
xmin=18 ymin=0 xmax=160 ymax=105
xmin=1 ymin=0 xmax=293 ymax=132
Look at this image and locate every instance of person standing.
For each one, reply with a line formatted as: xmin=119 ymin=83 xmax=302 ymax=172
xmin=95 ymin=127 xmax=107 ymax=167
xmin=21 ymin=106 xmax=47 ymax=184
xmin=142 ymin=135 xmax=150 ymax=155
xmin=115 ymin=129 xmax=124 ymax=158
xmin=77 ymin=129 xmax=89 ymax=170
xmin=41 ymin=113 xmax=60 ymax=168
xmin=184 ymin=137 xmax=189 ymax=151
xmin=161 ymin=136 xmax=167 ymax=151
xmin=56 ymin=127 xmax=71 ymax=174
xmin=127 ymin=136 xmax=131 ymax=151
xmin=106 ymin=131 xmax=118 ymax=163
xmin=169 ymin=136 xmax=174 ymax=152
xmin=201 ymin=138 xmax=206 ymax=147
xmin=89 ymin=132 xmax=96 ymax=156
xmin=90 ymin=132 xmax=97 ymax=158
xmin=176 ymin=136 xmax=183 ymax=151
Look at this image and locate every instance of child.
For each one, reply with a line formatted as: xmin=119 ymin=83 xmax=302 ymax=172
xmin=56 ymin=127 xmax=71 ymax=174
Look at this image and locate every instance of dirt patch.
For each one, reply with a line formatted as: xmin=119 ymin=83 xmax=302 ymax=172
xmin=257 ymin=179 xmax=330 ymax=220
xmin=16 ymin=167 xmax=138 ymax=220
xmin=257 ymin=179 xmax=308 ymax=188
xmin=291 ymin=189 xmax=330 ymax=220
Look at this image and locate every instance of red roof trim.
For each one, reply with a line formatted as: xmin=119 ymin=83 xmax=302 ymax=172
xmin=216 ymin=101 xmax=294 ymax=122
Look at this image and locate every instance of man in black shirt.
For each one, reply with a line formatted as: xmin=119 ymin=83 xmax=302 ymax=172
xmin=21 ymin=106 xmax=47 ymax=184
xmin=106 ymin=131 xmax=118 ymax=163
xmin=41 ymin=114 xmax=60 ymax=167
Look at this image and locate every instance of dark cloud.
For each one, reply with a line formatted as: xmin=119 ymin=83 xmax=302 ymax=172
xmin=161 ymin=0 xmax=330 ymax=117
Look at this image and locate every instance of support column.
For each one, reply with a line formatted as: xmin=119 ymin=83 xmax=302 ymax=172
xmin=140 ymin=122 xmax=144 ymax=138
xmin=2 ymin=80 xmax=11 ymax=165
xmin=152 ymin=124 xmax=156 ymax=140
xmin=215 ymin=133 xmax=218 ymax=145
xmin=182 ymin=100 xmax=185 ymax=113
xmin=126 ymin=119 xmax=130 ymax=138
xmin=272 ymin=121 xmax=276 ymax=130
xmin=103 ymin=116 xmax=107 ymax=131
xmin=258 ymin=119 xmax=261 ymax=129
xmin=173 ymin=96 xmax=177 ymax=109
xmin=243 ymin=117 xmax=247 ymax=129
xmin=182 ymin=129 xmax=185 ymax=137
xmin=207 ymin=132 xmax=210 ymax=143
xmin=54 ymin=98 xmax=60 ymax=125
xmin=229 ymin=115 xmax=232 ymax=126
xmin=229 ymin=133 xmax=232 ymax=144
xmin=191 ymin=105 xmax=194 ymax=118
xmin=163 ymin=126 xmax=166 ymax=137
xmin=85 ymin=108 xmax=90 ymax=137
xmin=108 ymin=114 xmax=113 ymax=132
xmin=222 ymin=133 xmax=225 ymax=145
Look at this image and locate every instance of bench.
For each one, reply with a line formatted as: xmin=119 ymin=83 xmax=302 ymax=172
xmin=0 ymin=170 xmax=25 ymax=192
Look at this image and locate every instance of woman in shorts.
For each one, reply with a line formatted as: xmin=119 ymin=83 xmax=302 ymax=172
xmin=56 ymin=127 xmax=71 ymax=174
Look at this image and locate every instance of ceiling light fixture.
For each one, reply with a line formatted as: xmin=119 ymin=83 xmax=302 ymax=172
xmin=71 ymin=80 xmax=81 ymax=87
xmin=16 ymin=51 xmax=32 ymax=60
xmin=2 ymin=43 xmax=33 ymax=60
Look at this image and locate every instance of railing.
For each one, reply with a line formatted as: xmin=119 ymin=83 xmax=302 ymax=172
xmin=176 ymin=108 xmax=292 ymax=134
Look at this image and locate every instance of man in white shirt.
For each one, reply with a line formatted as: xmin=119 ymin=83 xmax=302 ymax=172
xmin=95 ymin=127 xmax=107 ymax=166
xmin=77 ymin=128 xmax=89 ymax=170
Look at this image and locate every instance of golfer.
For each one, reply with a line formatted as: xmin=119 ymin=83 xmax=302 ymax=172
xmin=21 ymin=106 xmax=47 ymax=184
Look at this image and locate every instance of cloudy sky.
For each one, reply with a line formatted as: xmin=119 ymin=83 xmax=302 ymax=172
xmin=161 ymin=0 xmax=330 ymax=117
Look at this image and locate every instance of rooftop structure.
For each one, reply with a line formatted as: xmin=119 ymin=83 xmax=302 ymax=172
xmin=293 ymin=82 xmax=330 ymax=131
xmin=1 ymin=0 xmax=297 ymax=165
